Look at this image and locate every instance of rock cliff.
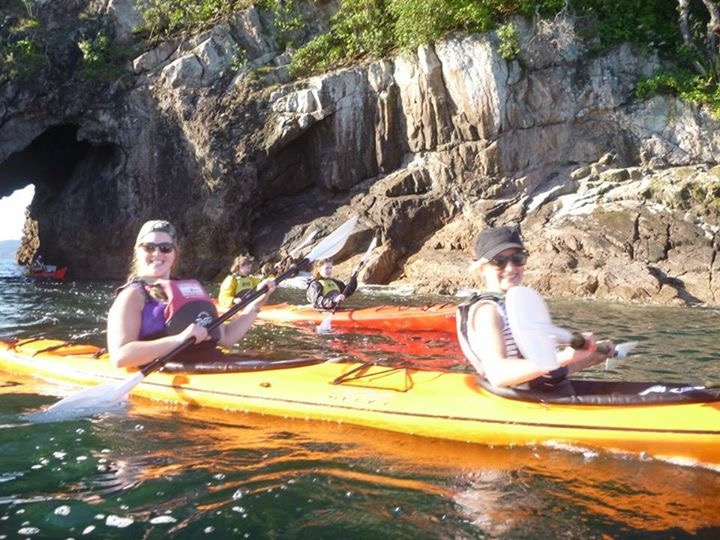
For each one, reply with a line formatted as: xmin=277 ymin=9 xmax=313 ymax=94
xmin=1 ymin=1 xmax=719 ymax=306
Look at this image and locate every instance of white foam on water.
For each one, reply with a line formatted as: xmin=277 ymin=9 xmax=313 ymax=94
xmin=106 ymin=515 xmax=134 ymax=528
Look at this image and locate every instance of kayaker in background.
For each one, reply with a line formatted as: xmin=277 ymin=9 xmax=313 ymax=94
xmin=306 ymin=258 xmax=357 ymax=310
xmin=218 ymin=254 xmax=263 ymax=309
xmin=30 ymin=254 xmax=44 ymax=273
xmin=457 ymin=225 xmax=615 ymax=393
xmin=107 ymin=220 xmax=276 ymax=369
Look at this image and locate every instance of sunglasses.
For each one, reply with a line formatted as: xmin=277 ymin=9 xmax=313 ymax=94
xmin=489 ymin=251 xmax=528 ymax=269
xmin=138 ymin=242 xmax=175 ymax=254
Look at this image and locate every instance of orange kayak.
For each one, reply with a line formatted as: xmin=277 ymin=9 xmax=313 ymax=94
xmin=2 ymin=338 xmax=719 ymax=467
xmin=256 ymin=302 xmax=457 ymax=333
xmin=28 ymin=266 xmax=68 ymax=280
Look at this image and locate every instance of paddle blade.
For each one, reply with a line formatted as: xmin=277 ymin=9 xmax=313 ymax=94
xmin=316 ymin=313 xmax=334 ymax=334
xmin=605 ymin=341 xmax=638 ymax=370
xmin=289 ymin=228 xmax=318 ymax=259
xmin=24 ymin=372 xmax=144 ymax=423
xmin=306 ymin=216 xmax=358 ymax=263
xmin=614 ymin=341 xmax=638 ymax=359
xmin=506 ymin=286 xmax=565 ymax=370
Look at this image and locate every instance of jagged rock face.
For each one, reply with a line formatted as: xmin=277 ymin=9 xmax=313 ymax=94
xmin=1 ymin=2 xmax=719 ymax=306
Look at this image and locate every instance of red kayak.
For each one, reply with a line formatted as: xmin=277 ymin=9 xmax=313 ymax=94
xmin=256 ymin=302 xmax=457 ymax=333
xmin=28 ymin=266 xmax=68 ymax=281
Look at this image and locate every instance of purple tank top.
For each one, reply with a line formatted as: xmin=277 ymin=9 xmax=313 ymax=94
xmin=118 ymin=282 xmax=167 ymax=339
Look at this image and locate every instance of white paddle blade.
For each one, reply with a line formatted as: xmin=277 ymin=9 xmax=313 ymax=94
xmin=51 ymin=372 xmax=143 ymax=411
xmin=316 ymin=313 xmax=334 ymax=334
xmin=306 ymin=216 xmax=358 ymax=262
xmin=289 ymin=229 xmax=318 ymax=259
xmin=614 ymin=341 xmax=638 ymax=359
xmin=604 ymin=341 xmax=638 ymax=370
xmin=505 ymin=286 xmax=564 ymax=370
xmin=525 ymin=322 xmax=574 ymax=344
xmin=24 ymin=372 xmax=144 ymax=423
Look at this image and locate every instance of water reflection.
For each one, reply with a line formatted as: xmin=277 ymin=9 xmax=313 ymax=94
xmin=2 ymin=372 xmax=720 ymax=538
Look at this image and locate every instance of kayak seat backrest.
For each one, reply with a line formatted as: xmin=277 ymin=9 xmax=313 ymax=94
xmin=476 ymin=377 xmax=720 ymax=405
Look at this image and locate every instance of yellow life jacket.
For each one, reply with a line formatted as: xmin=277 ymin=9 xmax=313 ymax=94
xmin=233 ymin=274 xmax=261 ymax=296
xmin=318 ymin=278 xmax=342 ymax=296
xmin=218 ymin=273 xmax=260 ymax=309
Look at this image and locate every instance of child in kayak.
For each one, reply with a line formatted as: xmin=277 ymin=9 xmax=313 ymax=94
xmin=218 ymin=254 xmax=263 ymax=309
xmin=107 ymin=220 xmax=276 ymax=369
xmin=456 ymin=225 xmax=615 ymax=392
xmin=306 ymin=258 xmax=357 ymax=310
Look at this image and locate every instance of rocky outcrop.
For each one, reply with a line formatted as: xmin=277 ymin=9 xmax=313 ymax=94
xmin=1 ymin=2 xmax=719 ymax=306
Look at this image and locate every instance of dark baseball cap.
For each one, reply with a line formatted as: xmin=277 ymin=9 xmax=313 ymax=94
xmin=474 ymin=226 xmax=525 ymax=261
xmin=136 ymin=220 xmax=177 ymax=245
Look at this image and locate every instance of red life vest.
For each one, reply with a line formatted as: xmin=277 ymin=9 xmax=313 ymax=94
xmin=162 ymin=279 xmax=221 ymax=342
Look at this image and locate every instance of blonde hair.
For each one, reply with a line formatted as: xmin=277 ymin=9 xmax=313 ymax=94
xmin=469 ymin=258 xmax=489 ymax=288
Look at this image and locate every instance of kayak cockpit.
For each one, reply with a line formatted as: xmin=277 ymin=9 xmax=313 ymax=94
xmin=476 ymin=377 xmax=720 ymax=405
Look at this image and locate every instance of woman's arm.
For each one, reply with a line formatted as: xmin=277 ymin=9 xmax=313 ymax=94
xmin=470 ymin=303 xmax=548 ymax=387
xmin=107 ymin=287 xmax=209 ymax=369
xmin=342 ymin=275 xmax=358 ymax=296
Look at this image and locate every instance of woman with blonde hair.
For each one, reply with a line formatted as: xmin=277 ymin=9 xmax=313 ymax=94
xmin=218 ymin=254 xmax=263 ymax=309
xmin=456 ymin=225 xmax=614 ymax=393
xmin=107 ymin=220 xmax=276 ymax=369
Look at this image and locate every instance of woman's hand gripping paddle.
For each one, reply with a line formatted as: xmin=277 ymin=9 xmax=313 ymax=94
xmin=317 ymin=234 xmax=378 ymax=334
xmin=28 ymin=216 xmax=359 ymax=422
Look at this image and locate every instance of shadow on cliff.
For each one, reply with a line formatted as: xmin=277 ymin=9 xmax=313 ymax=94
xmin=647 ymin=266 xmax=704 ymax=306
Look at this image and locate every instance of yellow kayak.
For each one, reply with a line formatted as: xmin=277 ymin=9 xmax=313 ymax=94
xmin=1 ymin=338 xmax=719 ymax=468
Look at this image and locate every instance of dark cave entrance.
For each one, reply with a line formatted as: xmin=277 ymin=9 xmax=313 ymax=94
xmin=0 ymin=124 xmax=92 ymax=198
xmin=0 ymin=124 xmax=105 ymax=268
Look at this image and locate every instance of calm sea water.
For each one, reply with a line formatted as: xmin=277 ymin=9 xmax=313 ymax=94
xmin=1 ymin=258 xmax=719 ymax=539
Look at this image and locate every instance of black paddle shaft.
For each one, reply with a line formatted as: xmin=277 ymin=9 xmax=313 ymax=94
xmin=330 ymin=261 xmax=364 ymax=314
xmin=140 ymin=259 xmax=308 ymax=376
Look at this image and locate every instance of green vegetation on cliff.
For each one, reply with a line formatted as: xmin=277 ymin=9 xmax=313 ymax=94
xmin=289 ymin=0 xmax=686 ymax=77
xmin=0 ymin=1 xmax=131 ymax=82
xmin=286 ymin=0 xmax=720 ymax=116
xmin=2 ymin=1 xmax=718 ymax=114
xmin=137 ymin=0 xmax=254 ymax=41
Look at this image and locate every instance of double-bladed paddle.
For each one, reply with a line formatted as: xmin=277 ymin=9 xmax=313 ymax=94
xmin=317 ymin=233 xmax=378 ymax=334
xmin=29 ymin=216 xmax=358 ymax=421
